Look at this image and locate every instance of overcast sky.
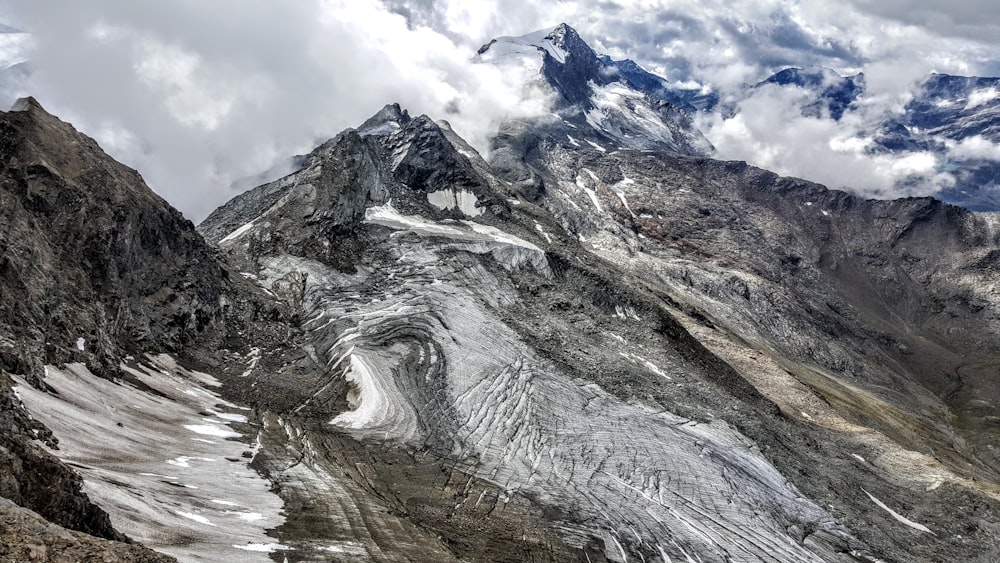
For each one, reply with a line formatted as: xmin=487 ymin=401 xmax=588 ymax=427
xmin=2 ymin=0 xmax=999 ymax=221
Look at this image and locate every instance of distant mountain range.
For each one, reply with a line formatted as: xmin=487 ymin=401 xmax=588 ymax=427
xmin=724 ymin=66 xmax=1000 ymax=210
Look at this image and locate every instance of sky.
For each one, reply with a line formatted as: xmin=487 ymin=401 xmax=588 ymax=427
xmin=1 ymin=0 xmax=999 ymax=221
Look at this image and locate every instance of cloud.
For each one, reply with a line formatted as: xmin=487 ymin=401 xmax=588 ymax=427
xmin=947 ymin=136 xmax=1000 ymax=161
xmin=1 ymin=0 xmax=555 ymax=222
xmin=1 ymin=0 xmax=999 ymax=219
xmin=694 ymin=86 xmax=954 ymax=199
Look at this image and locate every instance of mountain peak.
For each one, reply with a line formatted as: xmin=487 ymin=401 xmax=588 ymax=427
xmin=544 ymin=23 xmax=581 ymax=50
xmin=10 ymin=95 xmax=42 ymax=112
xmin=758 ymin=67 xmax=864 ymax=120
xmin=357 ymin=102 xmax=412 ymax=136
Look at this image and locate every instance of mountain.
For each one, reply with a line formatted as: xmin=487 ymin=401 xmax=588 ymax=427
xmin=476 ymin=23 xmax=714 ymax=156
xmin=4 ymin=23 xmax=1000 ymax=563
xmin=873 ymin=73 xmax=1000 ymax=211
xmin=0 ymin=96 xmax=233 ymax=379
xmin=741 ymin=68 xmax=1000 ymax=211
xmin=198 ymin=100 xmax=886 ymax=562
xmin=0 ymin=97 xmax=303 ymax=560
xmin=600 ymin=55 xmax=719 ymax=113
xmin=757 ymin=66 xmax=864 ymax=120
xmin=0 ymin=97 xmax=237 ymax=560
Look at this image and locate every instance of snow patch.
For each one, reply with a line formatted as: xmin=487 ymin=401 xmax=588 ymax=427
xmin=615 ymin=304 xmax=641 ymax=321
xmin=13 ymin=360 xmax=284 ymax=562
xmin=323 ymin=542 xmax=367 ymax=555
xmin=207 ymin=409 xmax=248 ymax=423
xmin=481 ymin=28 xmax=567 ymax=67
xmin=862 ymin=488 xmax=933 ymax=534
xmin=620 ymin=352 xmax=671 ymax=380
xmin=184 ymin=424 xmax=242 ymax=439
xmin=576 ymin=179 xmax=604 ymax=213
xmin=331 ymin=354 xmax=384 ymax=429
xmin=535 ymin=222 xmax=553 ymax=244
xmin=219 ymin=220 xmax=257 ymax=244
xmin=76 ymin=337 xmax=85 ymax=351
xmin=232 ymin=543 xmax=292 ymax=553
xmin=242 ymin=347 xmax=261 ymax=378
xmin=228 ymin=511 xmax=266 ymax=522
xmin=427 ymin=189 xmax=483 ymax=217
xmin=365 ymin=202 xmax=544 ymax=255
xmin=176 ymin=511 xmax=216 ymax=527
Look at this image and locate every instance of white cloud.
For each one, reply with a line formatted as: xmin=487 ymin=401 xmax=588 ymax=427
xmin=1 ymin=0 xmax=557 ymax=221
xmin=1 ymin=0 xmax=999 ymax=219
xmin=947 ymin=136 xmax=1000 ymax=161
xmin=695 ymin=86 xmax=953 ymax=198
xmin=966 ymin=88 xmax=999 ymax=110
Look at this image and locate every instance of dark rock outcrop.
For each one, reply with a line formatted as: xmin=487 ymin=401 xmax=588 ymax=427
xmin=0 ymin=98 xmax=243 ymax=559
xmin=0 ymin=497 xmax=174 ymax=563
xmin=0 ymin=97 xmax=230 ymax=379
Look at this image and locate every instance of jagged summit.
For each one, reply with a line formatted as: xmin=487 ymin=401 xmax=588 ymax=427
xmin=544 ymin=23 xmax=576 ymax=48
xmin=198 ymin=103 xmax=513 ymax=255
xmin=478 ymin=24 xmax=713 ymax=156
xmin=477 ymin=23 xmax=601 ymax=107
xmin=357 ymin=102 xmax=412 ymax=136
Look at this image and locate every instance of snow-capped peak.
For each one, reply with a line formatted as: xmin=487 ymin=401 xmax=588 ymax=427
xmin=476 ymin=26 xmax=568 ymax=72
xmin=476 ymin=23 xmax=587 ymax=66
xmin=476 ymin=24 xmax=712 ymax=156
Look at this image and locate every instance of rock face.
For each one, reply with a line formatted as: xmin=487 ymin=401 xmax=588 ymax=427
xmin=0 ymin=97 xmax=230 ymax=379
xmin=0 ymin=497 xmax=174 ymax=563
xmin=0 ymin=372 xmax=128 ymax=543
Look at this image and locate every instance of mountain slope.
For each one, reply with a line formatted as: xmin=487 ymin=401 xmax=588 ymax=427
xmin=490 ymin=95 xmax=1000 ymax=560
xmin=0 ymin=97 xmax=250 ymax=560
xmin=196 ymin=104 xmax=907 ymax=562
xmin=0 ymin=98 xmax=299 ymax=561
xmin=5 ymin=23 xmax=1000 ymax=563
